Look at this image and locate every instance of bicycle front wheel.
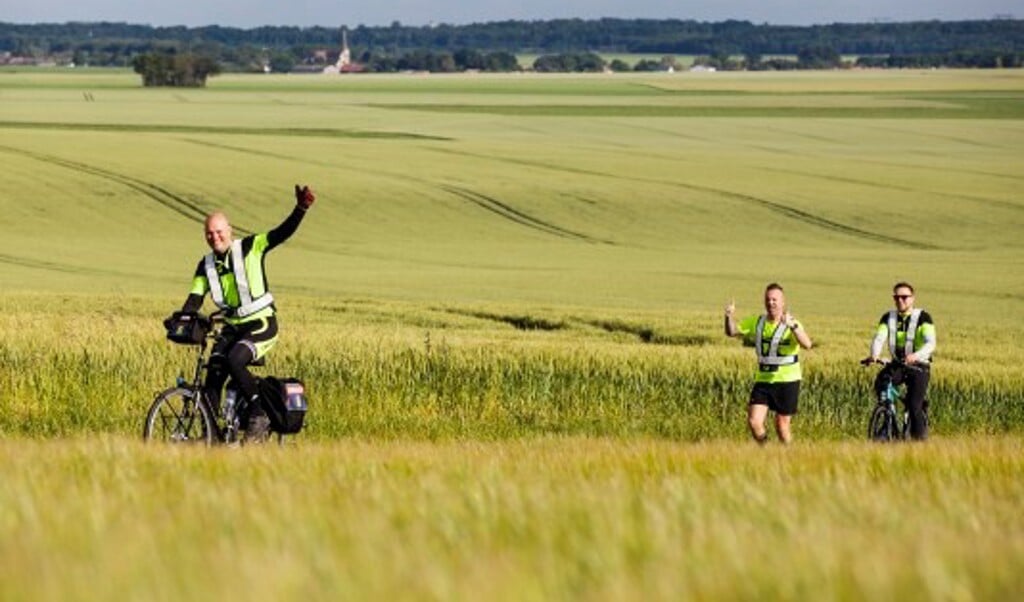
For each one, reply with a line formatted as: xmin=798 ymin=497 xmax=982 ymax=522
xmin=867 ymin=405 xmax=897 ymax=442
xmin=143 ymin=386 xmax=216 ymax=445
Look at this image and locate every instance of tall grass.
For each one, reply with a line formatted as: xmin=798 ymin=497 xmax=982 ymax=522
xmin=2 ymin=436 xmax=1022 ymax=600
xmin=1 ymin=293 xmax=1021 ymax=440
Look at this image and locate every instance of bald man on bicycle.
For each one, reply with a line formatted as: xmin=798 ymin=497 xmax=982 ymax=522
xmin=174 ymin=185 xmax=315 ymax=443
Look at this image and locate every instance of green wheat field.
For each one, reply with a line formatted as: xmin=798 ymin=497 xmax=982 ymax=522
xmin=1 ymin=68 xmax=1023 ymax=599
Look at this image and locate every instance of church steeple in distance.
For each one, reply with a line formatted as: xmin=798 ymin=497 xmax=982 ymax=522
xmin=336 ymin=27 xmax=351 ymax=70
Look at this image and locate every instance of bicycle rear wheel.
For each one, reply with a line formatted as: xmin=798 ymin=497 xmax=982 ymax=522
xmin=867 ymin=405 xmax=898 ymax=442
xmin=143 ymin=386 xmax=216 ymax=445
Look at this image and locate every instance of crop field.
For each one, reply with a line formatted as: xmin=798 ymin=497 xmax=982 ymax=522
xmin=4 ymin=436 xmax=1023 ymax=600
xmin=1 ymin=68 xmax=1023 ymax=599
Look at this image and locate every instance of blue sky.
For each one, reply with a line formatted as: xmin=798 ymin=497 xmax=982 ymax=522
xmin=1 ymin=0 xmax=1018 ymax=28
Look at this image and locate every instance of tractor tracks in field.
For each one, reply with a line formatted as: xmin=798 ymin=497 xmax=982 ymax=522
xmin=182 ymin=140 xmax=608 ymax=245
xmin=841 ymin=154 xmax=1024 ymax=184
xmin=439 ymin=308 xmax=568 ymax=332
xmin=0 ymin=251 xmax=170 ymax=283
xmin=854 ymin=121 xmax=1013 ymax=152
xmin=182 ymin=138 xmax=438 ymax=191
xmin=683 ymin=182 xmax=937 ymax=249
xmin=441 ymin=185 xmax=611 ymax=244
xmin=441 ymin=306 xmax=713 ymax=346
xmin=0 ymin=252 xmax=110 ymax=276
xmin=185 ymin=135 xmax=925 ymax=248
xmin=424 ymin=147 xmax=936 ymax=249
xmin=0 ymin=144 xmax=234 ymax=230
xmin=0 ymin=121 xmax=449 ymax=141
xmin=763 ymin=166 xmax=1024 ymax=214
xmin=0 ymin=250 xmax=189 ymax=286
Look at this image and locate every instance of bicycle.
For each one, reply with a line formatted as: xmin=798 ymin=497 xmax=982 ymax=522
xmin=861 ymin=358 xmax=929 ymax=442
xmin=143 ymin=310 xmax=284 ymax=445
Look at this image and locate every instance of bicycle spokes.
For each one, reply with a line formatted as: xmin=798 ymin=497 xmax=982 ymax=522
xmin=147 ymin=392 xmax=211 ymax=443
xmin=165 ymin=400 xmax=198 ymax=440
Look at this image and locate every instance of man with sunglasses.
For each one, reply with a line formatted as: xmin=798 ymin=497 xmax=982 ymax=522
xmin=862 ymin=282 xmax=937 ymax=440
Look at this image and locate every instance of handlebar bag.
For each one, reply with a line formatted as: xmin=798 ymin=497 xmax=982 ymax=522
xmin=165 ymin=311 xmax=210 ymax=345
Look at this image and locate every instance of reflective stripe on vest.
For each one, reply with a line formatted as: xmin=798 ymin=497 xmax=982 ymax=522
xmin=755 ymin=315 xmax=797 ymax=366
xmin=203 ymin=239 xmax=275 ymax=318
xmin=887 ymin=308 xmax=921 ymax=358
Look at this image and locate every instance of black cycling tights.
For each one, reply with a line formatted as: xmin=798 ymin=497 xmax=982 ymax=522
xmin=874 ymin=363 xmax=931 ymax=440
xmin=203 ymin=317 xmax=277 ymax=414
xmin=206 ymin=342 xmax=259 ymax=404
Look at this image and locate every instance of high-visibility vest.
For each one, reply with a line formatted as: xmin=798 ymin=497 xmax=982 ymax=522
xmin=755 ymin=315 xmax=798 ymax=367
xmin=203 ymin=239 xmax=275 ymax=319
xmin=887 ymin=308 xmax=922 ymax=358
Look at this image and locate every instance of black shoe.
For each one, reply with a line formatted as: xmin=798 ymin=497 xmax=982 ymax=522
xmin=243 ymin=414 xmax=271 ymax=445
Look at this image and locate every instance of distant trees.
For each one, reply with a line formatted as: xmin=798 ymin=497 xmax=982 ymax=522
xmin=131 ymin=52 xmax=220 ymax=86
xmin=454 ymin=49 xmax=519 ymax=71
xmin=356 ymin=48 xmax=519 ymax=72
xmin=480 ymin=51 xmax=519 ymax=71
xmin=633 ymin=55 xmax=681 ymax=71
xmin=396 ymin=49 xmax=457 ymax=72
xmin=3 ymin=19 xmax=1024 ymax=73
xmin=267 ymin=52 xmax=295 ymax=73
xmin=608 ymin=58 xmax=632 ymax=72
xmin=632 ymin=58 xmax=663 ymax=71
xmin=691 ymin=52 xmax=742 ymax=70
xmin=856 ymin=50 xmax=1024 ymax=68
xmin=797 ymin=46 xmax=843 ymax=69
xmin=533 ymin=52 xmax=605 ymax=72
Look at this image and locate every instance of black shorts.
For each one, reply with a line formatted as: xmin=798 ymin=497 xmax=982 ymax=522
xmin=749 ymin=381 xmax=800 ymax=416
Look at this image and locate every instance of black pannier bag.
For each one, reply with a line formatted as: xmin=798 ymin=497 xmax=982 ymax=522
xmin=260 ymin=376 xmax=308 ymax=434
xmin=164 ymin=311 xmax=210 ymax=345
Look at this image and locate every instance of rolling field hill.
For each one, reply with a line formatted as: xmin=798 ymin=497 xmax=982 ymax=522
xmin=1 ymin=69 xmax=1022 ymax=317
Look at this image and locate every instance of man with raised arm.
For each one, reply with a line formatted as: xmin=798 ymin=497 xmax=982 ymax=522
xmin=724 ymin=283 xmax=814 ymax=445
xmin=176 ymin=185 xmax=315 ymax=443
xmin=862 ymin=281 xmax=937 ymax=440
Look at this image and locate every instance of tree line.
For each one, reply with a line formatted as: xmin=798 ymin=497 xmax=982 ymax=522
xmin=3 ymin=18 xmax=1023 ymax=85
xmin=3 ymin=18 xmax=1022 ymax=65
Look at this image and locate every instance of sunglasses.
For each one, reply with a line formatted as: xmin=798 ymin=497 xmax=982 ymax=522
xmin=893 ymin=294 xmax=913 ymax=301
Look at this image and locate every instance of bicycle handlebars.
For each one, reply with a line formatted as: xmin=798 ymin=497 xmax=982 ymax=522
xmin=859 ymin=357 xmax=925 ymax=372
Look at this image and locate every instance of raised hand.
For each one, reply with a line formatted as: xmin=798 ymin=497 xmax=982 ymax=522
xmin=294 ymin=184 xmax=316 ymax=209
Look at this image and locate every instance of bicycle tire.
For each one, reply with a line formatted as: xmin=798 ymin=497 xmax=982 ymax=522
xmin=143 ymin=386 xmax=216 ymax=445
xmin=868 ymin=405 xmax=898 ymax=442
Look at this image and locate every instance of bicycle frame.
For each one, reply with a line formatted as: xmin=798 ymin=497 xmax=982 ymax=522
xmin=158 ymin=312 xmax=245 ymax=444
xmin=146 ymin=310 xmax=297 ymax=446
xmin=865 ymin=359 xmax=926 ymax=441
xmin=881 ymin=377 xmax=903 ymax=411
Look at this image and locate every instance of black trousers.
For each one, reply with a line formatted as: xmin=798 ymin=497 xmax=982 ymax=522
xmin=203 ymin=316 xmax=277 ymax=420
xmin=874 ymin=363 xmax=930 ymax=440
